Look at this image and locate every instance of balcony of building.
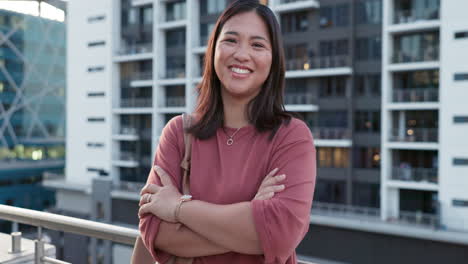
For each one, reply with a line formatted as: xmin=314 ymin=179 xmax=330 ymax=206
xmin=390 ymin=70 xmax=439 ymax=109
xmin=393 ymin=0 xmax=439 ymax=25
xmin=131 ymin=0 xmax=152 ymax=7
xmin=120 ymin=98 xmax=152 ymax=108
xmin=390 ymin=31 xmax=439 ymax=71
xmin=129 ymin=71 xmax=153 ymax=87
xmin=284 ymin=92 xmax=318 ymax=112
xmin=388 ymin=110 xmax=438 ymax=149
xmin=164 ymin=0 xmax=186 ymax=23
xmin=112 ymin=126 xmax=140 ymax=141
xmin=275 ymin=0 xmax=319 ymax=13
xmin=285 ymin=56 xmax=352 ymax=78
xmin=115 ymin=42 xmax=153 ymax=62
xmin=112 ymin=151 xmax=139 ymax=168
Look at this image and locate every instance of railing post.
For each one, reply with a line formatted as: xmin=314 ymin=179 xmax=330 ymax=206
xmin=35 ymin=239 xmax=45 ymax=264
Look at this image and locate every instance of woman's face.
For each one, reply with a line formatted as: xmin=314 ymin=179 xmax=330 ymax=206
xmin=214 ymin=11 xmax=272 ymax=101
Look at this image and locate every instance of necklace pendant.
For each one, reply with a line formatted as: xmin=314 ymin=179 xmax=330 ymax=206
xmin=227 ymin=138 xmax=234 ymax=146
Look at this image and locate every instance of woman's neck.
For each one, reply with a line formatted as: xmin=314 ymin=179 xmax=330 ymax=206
xmin=222 ymin=94 xmax=250 ymax=129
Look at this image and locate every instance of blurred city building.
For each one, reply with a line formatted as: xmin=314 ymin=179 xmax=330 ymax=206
xmin=0 ymin=3 xmax=66 ymax=233
xmin=45 ymin=0 xmax=468 ymax=263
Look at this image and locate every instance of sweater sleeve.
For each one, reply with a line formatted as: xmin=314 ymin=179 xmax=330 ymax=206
xmin=139 ymin=116 xmax=183 ymax=263
xmin=251 ymin=120 xmax=316 ymax=264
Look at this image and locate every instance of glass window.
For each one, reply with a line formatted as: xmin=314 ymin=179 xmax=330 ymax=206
xmin=319 ymin=6 xmax=333 ymax=28
xmin=356 ymin=0 xmax=382 ymax=25
xmin=336 ymin=4 xmax=349 ymax=27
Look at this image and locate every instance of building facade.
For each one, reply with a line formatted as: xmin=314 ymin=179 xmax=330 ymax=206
xmin=0 ymin=7 xmax=66 ymax=232
xmin=56 ymin=0 xmax=468 ymax=263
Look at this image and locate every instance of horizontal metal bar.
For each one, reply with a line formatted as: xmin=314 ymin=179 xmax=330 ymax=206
xmin=42 ymin=256 xmax=71 ymax=264
xmin=0 ymin=205 xmax=139 ymax=245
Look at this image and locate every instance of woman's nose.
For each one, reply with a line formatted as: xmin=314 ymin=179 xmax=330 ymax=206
xmin=233 ymin=44 xmax=250 ymax=62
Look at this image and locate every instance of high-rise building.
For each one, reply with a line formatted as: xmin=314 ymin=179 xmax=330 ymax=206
xmin=52 ymin=0 xmax=468 ymax=263
xmin=0 ymin=6 xmax=66 ymax=232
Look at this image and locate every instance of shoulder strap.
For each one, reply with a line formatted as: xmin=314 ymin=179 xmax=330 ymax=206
xmin=180 ymin=113 xmax=192 ymax=195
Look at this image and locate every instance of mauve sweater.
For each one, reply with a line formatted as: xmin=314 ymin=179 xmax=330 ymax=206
xmin=139 ymin=115 xmax=316 ymax=264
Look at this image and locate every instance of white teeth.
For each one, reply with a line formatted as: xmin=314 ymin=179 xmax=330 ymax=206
xmin=231 ymin=67 xmax=250 ymax=74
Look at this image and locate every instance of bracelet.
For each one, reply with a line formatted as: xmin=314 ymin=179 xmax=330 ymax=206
xmin=174 ymin=195 xmax=192 ymax=222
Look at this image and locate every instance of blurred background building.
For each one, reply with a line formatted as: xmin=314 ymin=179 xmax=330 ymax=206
xmin=0 ymin=2 xmax=66 ymax=233
xmin=1 ymin=0 xmax=462 ymax=263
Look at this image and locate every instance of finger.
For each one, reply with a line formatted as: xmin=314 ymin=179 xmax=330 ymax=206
xmin=255 ymin=192 xmax=274 ymax=201
xmin=260 ymin=168 xmax=279 ymax=184
xmin=257 ymin=184 xmax=285 ymax=196
xmin=140 ymin=183 xmax=161 ymax=195
xmin=138 ymin=203 xmax=151 ymax=217
xmin=138 ymin=193 xmax=148 ymax=206
xmin=154 ymin=165 xmax=174 ymax=186
xmin=261 ymin=174 xmax=286 ymax=187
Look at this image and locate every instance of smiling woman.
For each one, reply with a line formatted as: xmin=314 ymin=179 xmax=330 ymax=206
xmin=133 ymin=1 xmax=316 ymax=264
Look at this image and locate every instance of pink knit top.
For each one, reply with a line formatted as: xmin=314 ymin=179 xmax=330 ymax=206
xmin=139 ymin=115 xmax=316 ymax=264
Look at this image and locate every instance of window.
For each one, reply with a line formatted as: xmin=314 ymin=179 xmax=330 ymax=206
xmin=356 ymin=36 xmax=381 ymax=61
xmin=201 ymin=0 xmax=226 ymax=15
xmin=355 ymin=111 xmax=380 ymax=133
xmin=354 ymin=147 xmax=380 ymax=168
xmin=87 ymin=66 xmax=104 ymax=72
xmin=336 ymin=4 xmax=349 ymax=27
xmin=393 ymin=31 xmax=439 ymax=63
xmin=454 ymin=73 xmax=468 ymax=81
xmin=88 ymin=41 xmax=106 ymax=47
xmin=166 ymin=28 xmax=185 ymax=48
xmin=355 ymin=74 xmax=381 ymax=96
xmin=88 ymin=117 xmax=105 ymax=122
xmin=200 ymin=22 xmax=215 ymax=46
xmin=356 ymin=0 xmax=382 ymax=25
xmin=319 ymin=6 xmax=333 ymax=28
xmin=281 ymin=11 xmax=308 ymax=33
xmin=320 ymin=77 xmax=347 ymax=97
xmin=317 ymin=147 xmax=350 ymax=168
xmin=166 ymin=1 xmax=185 ymax=21
xmin=88 ymin=15 xmax=105 ymax=23
xmin=87 ymin=92 xmax=105 ymax=97
xmin=455 ymin=31 xmax=468 ymax=39
xmin=142 ymin=7 xmax=153 ymax=24
xmin=454 ymin=116 xmax=468 ymax=123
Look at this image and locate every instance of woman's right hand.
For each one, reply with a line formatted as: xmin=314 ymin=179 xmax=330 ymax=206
xmin=253 ymin=168 xmax=286 ymax=201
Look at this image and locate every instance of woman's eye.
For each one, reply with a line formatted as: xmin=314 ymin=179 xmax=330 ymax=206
xmin=224 ymin=38 xmax=236 ymax=43
xmin=253 ymin=43 xmax=264 ymax=48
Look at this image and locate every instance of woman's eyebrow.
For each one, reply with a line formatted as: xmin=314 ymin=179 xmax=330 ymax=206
xmin=224 ymin=31 xmax=269 ymax=42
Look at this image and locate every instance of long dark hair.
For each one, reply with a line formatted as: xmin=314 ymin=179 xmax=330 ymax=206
xmin=188 ymin=0 xmax=292 ymax=140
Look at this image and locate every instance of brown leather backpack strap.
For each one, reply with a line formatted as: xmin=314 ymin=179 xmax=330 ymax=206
xmin=180 ymin=114 xmax=192 ymax=195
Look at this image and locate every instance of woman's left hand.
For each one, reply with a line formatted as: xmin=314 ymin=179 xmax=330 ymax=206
xmin=138 ymin=166 xmax=181 ymax=223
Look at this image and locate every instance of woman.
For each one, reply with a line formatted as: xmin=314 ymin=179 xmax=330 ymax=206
xmin=132 ymin=0 xmax=316 ymax=263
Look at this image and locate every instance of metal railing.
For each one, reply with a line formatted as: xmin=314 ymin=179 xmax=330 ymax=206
xmin=120 ymin=126 xmax=138 ymax=136
xmin=391 ymin=166 xmax=438 ymax=183
xmin=311 ymin=127 xmax=351 ymax=140
xmin=392 ymin=49 xmax=439 ymax=64
xmin=0 ymin=204 xmax=315 ymax=264
xmin=130 ymin=71 xmax=153 ymax=81
xmin=121 ymin=98 xmax=152 ymax=108
xmin=389 ymin=127 xmax=438 ymax=142
xmin=286 ymin=56 xmax=349 ymax=71
xmin=393 ymin=6 xmax=439 ymax=24
xmin=0 ymin=204 xmax=138 ymax=264
xmin=392 ymin=88 xmax=439 ymax=103
xmin=285 ymin=93 xmax=315 ymax=105
xmin=118 ymin=42 xmax=153 ymax=55
xmin=162 ymin=68 xmax=186 ymax=79
xmin=166 ymin=96 xmax=186 ymax=107
xmin=119 ymin=151 xmax=138 ymax=162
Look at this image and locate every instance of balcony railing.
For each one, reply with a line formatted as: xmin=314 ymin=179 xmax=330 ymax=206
xmin=120 ymin=98 xmax=152 ymax=108
xmin=285 ymin=93 xmax=315 ymax=105
xmin=166 ymin=96 xmax=185 ymax=107
xmin=392 ymin=88 xmax=439 ymax=103
xmin=163 ymin=68 xmax=186 ymax=79
xmin=286 ymin=56 xmax=349 ymax=71
xmin=120 ymin=126 xmax=138 ymax=136
xmin=311 ymin=127 xmax=351 ymax=140
xmin=118 ymin=42 xmax=153 ymax=55
xmin=130 ymin=71 xmax=153 ymax=81
xmin=390 ymin=128 xmax=438 ymax=142
xmin=140 ymin=128 xmax=152 ymax=139
xmin=392 ymin=49 xmax=439 ymax=64
xmin=0 ymin=205 xmax=315 ymax=264
xmin=394 ymin=7 xmax=439 ymax=24
xmin=391 ymin=166 xmax=438 ymax=183
xmin=119 ymin=151 xmax=138 ymax=162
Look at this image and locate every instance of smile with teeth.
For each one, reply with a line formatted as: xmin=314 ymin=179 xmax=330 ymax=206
xmin=230 ymin=67 xmax=252 ymax=74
